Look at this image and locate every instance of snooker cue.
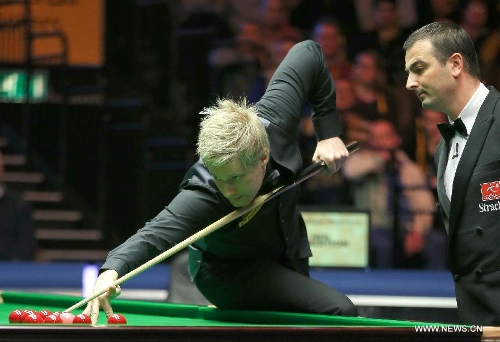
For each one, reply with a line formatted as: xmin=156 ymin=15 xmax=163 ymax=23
xmin=64 ymin=141 xmax=359 ymax=313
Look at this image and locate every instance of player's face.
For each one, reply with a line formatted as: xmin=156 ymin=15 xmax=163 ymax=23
xmin=405 ymin=40 xmax=456 ymax=114
xmin=208 ymin=155 xmax=268 ymax=208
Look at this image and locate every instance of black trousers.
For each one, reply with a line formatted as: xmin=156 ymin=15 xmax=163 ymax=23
xmin=193 ymin=257 xmax=358 ymax=316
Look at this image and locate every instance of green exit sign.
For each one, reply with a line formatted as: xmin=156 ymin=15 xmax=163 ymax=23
xmin=0 ymin=69 xmax=49 ymax=102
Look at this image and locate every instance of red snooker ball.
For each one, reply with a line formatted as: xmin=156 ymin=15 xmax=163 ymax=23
xmin=43 ymin=314 xmax=63 ymax=324
xmin=38 ymin=310 xmax=52 ymax=318
xmin=72 ymin=314 xmax=91 ymax=324
xmin=22 ymin=312 xmax=44 ymax=324
xmin=8 ymin=310 xmax=24 ymax=323
xmin=20 ymin=309 xmax=35 ymax=320
xmin=107 ymin=313 xmax=127 ymax=324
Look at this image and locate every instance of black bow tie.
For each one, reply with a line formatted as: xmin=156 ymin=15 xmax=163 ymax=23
xmin=437 ymin=118 xmax=468 ymax=143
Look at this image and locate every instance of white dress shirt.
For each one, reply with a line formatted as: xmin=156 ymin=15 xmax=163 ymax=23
xmin=444 ymin=83 xmax=489 ymax=199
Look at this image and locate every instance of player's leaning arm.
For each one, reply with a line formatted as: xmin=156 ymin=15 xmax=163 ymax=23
xmin=84 ymin=40 xmax=357 ymax=324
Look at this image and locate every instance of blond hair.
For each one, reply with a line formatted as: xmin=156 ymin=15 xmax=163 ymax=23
xmin=197 ymin=98 xmax=269 ymax=168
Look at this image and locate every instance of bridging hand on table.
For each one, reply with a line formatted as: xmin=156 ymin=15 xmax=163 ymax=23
xmin=82 ymin=269 xmax=121 ymax=324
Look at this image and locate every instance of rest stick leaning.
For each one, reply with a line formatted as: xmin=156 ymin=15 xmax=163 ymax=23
xmin=64 ymin=141 xmax=359 ymax=313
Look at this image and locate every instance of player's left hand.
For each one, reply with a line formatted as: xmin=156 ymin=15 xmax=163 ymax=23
xmin=82 ymin=269 xmax=121 ymax=324
xmin=312 ymin=137 xmax=349 ymax=174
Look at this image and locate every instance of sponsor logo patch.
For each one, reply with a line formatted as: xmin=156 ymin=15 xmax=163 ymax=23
xmin=239 ymin=205 xmax=262 ymax=227
xmin=480 ymin=181 xmax=500 ymax=201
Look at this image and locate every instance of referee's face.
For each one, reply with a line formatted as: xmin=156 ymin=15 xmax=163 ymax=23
xmin=208 ymin=155 xmax=268 ymax=208
xmin=405 ymin=39 xmax=457 ymax=116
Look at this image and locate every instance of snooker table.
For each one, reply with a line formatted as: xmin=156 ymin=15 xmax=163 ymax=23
xmin=0 ymin=291 xmax=497 ymax=342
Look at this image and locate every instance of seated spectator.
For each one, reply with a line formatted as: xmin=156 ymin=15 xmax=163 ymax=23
xmin=258 ymin=0 xmax=303 ymax=53
xmin=346 ymin=47 xmax=419 ymax=153
xmin=342 ymin=120 xmax=447 ymax=269
xmin=288 ymin=0 xmax=362 ymax=35
xmin=345 ymin=50 xmax=403 ymax=147
xmin=353 ymin=0 xmax=419 ymax=32
xmin=0 ymin=151 xmax=37 ymax=261
xmin=311 ymin=17 xmax=352 ymax=81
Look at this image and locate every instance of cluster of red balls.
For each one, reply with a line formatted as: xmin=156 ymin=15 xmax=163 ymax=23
xmin=8 ymin=309 xmax=127 ymax=324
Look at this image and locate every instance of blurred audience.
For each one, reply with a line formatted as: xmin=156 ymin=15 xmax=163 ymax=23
xmin=414 ymin=109 xmax=448 ymax=191
xmin=311 ymin=17 xmax=352 ymax=81
xmin=342 ymin=120 xmax=447 ymax=269
xmin=459 ymin=0 xmax=500 ymax=88
xmin=344 ymin=50 xmax=402 ymax=147
xmin=354 ymin=0 xmax=419 ymax=32
xmin=178 ymin=0 xmax=261 ymax=33
xmin=207 ymin=0 xmax=304 ymax=101
xmin=258 ymin=0 xmax=303 ymax=52
xmin=348 ymin=0 xmax=412 ymax=86
xmin=247 ymin=36 xmax=299 ymax=103
xmin=416 ymin=0 xmax=461 ymax=25
xmin=331 ymin=79 xmax=374 ymax=148
xmin=0 ymin=151 xmax=37 ymax=261
xmin=208 ymin=21 xmax=271 ymax=100
xmin=348 ymin=48 xmax=419 ymax=154
xmin=480 ymin=29 xmax=500 ymax=89
xmin=414 ymin=109 xmax=449 ymax=245
xmin=460 ymin=0 xmax=491 ymax=43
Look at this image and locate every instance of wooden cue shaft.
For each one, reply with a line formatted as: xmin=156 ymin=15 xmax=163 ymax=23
xmin=65 ymin=141 xmax=358 ymax=312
